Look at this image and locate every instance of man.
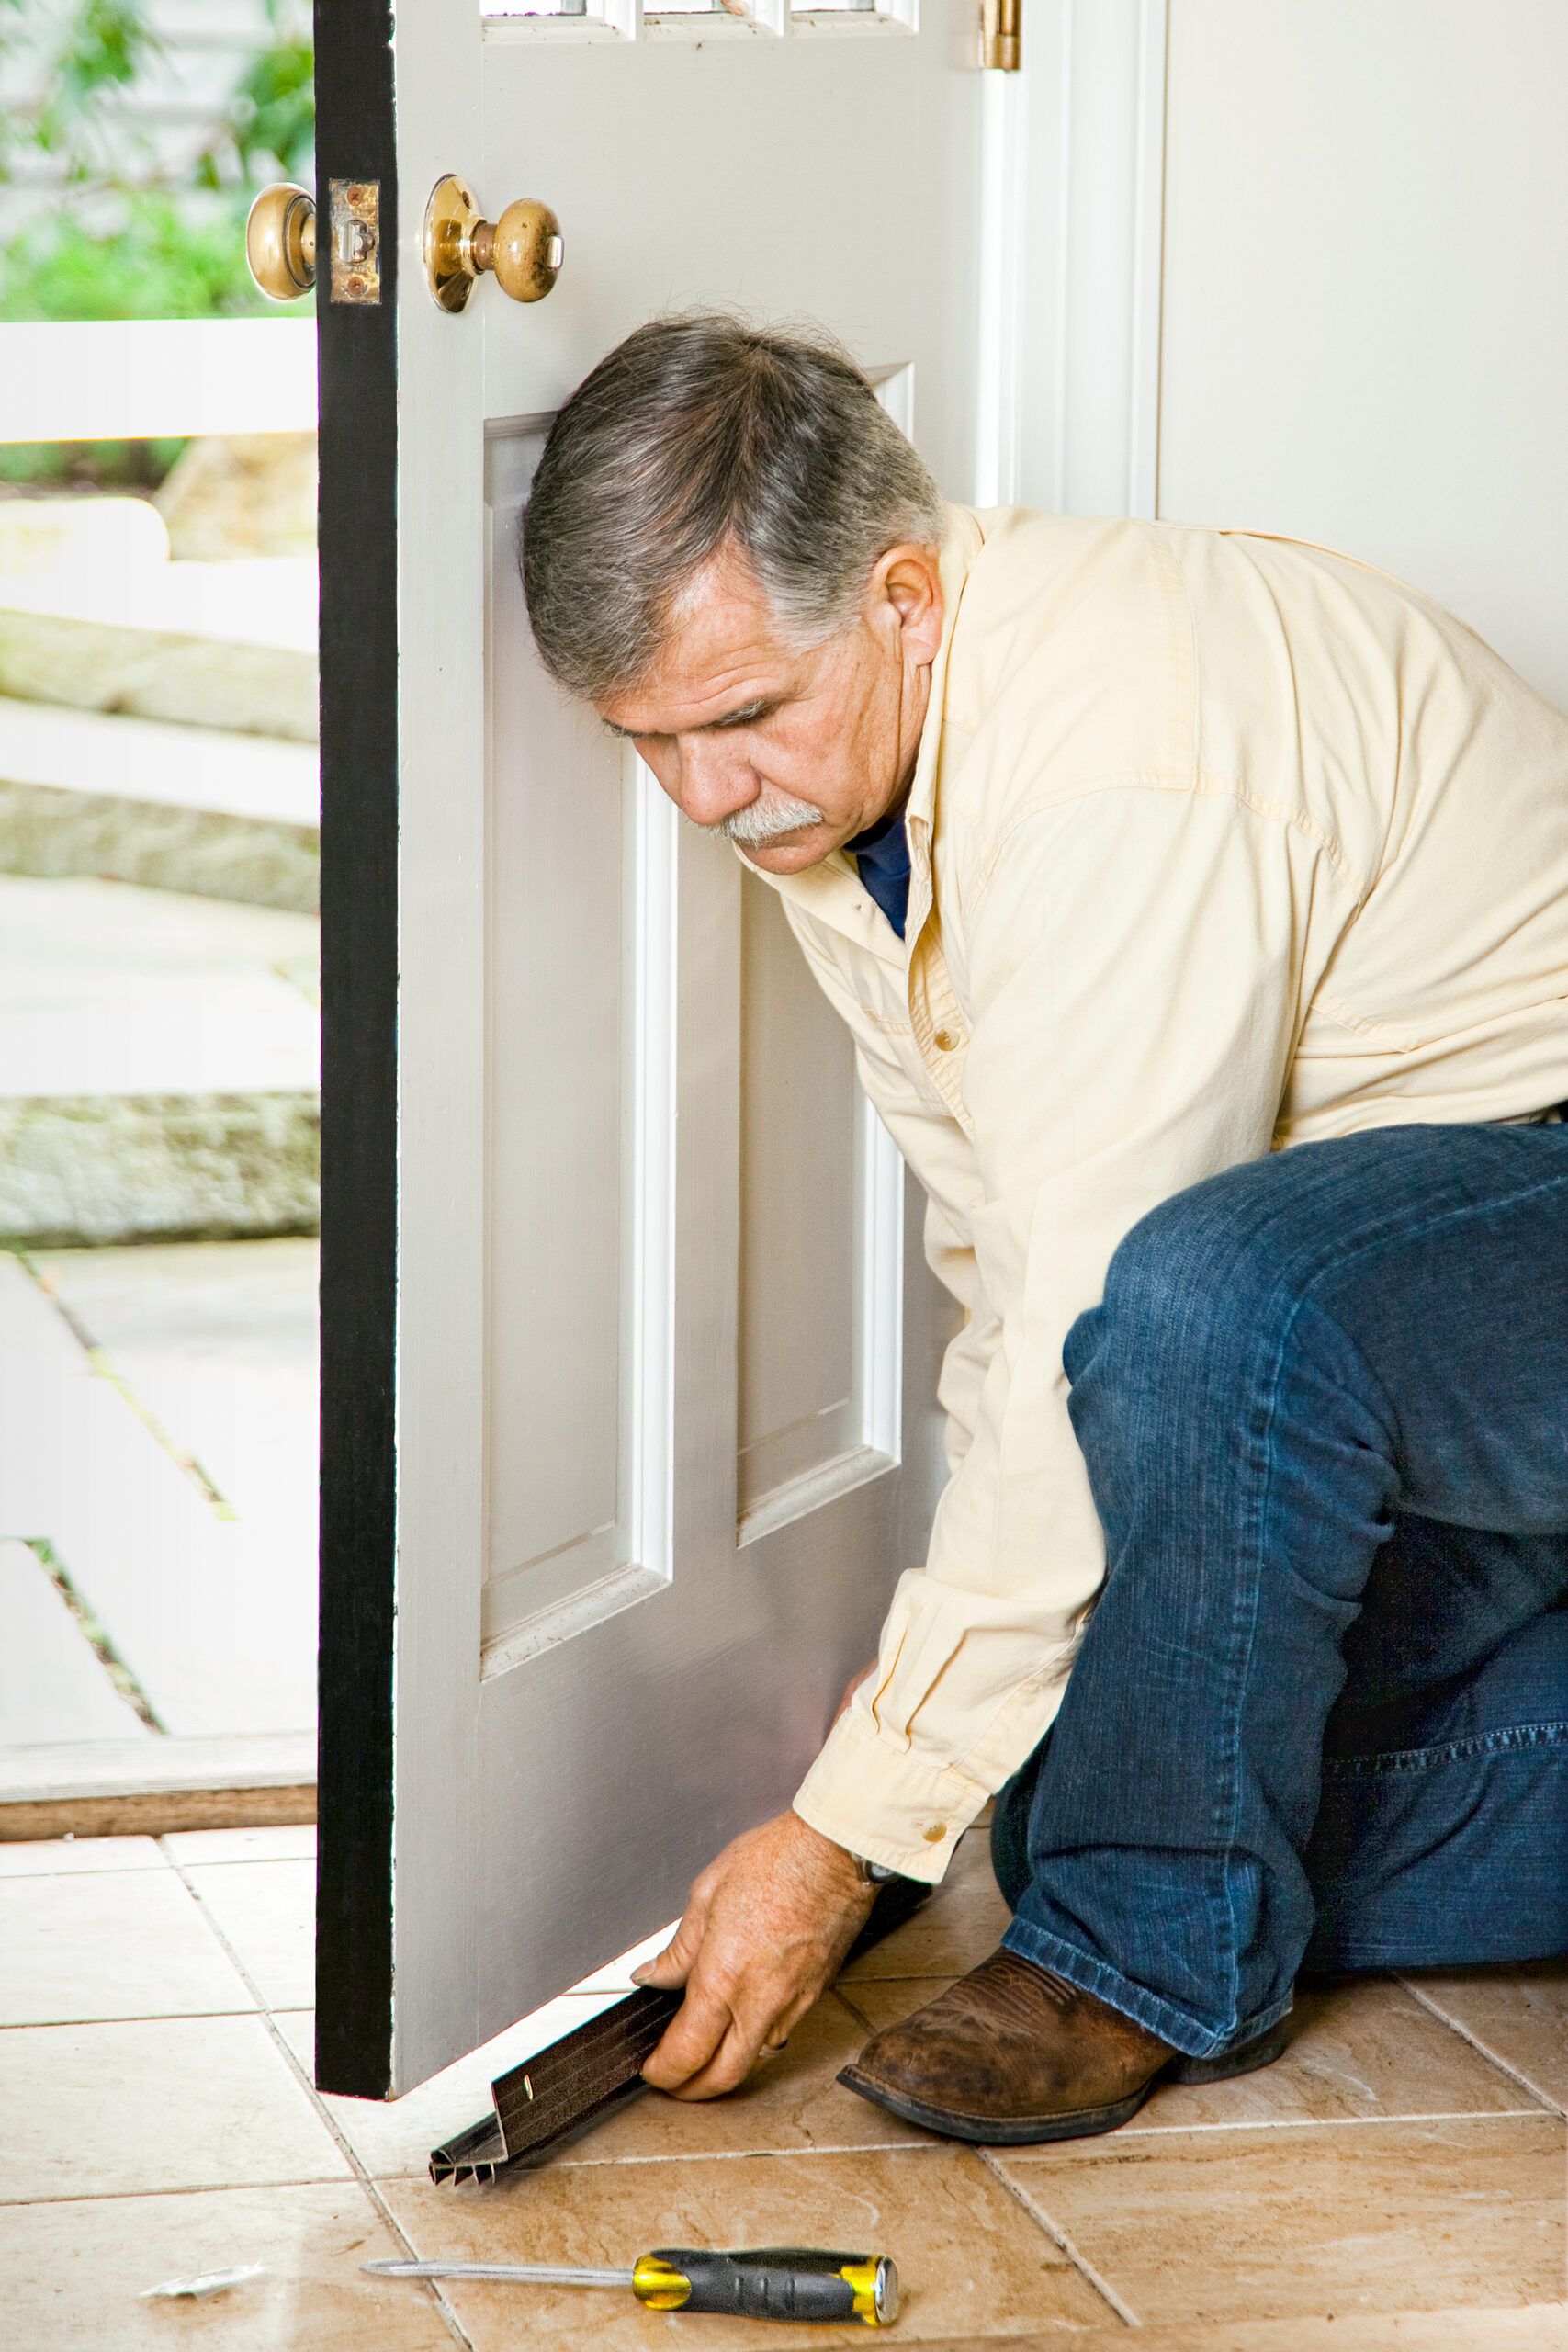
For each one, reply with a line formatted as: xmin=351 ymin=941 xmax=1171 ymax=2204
xmin=521 ymin=315 xmax=1568 ymax=2143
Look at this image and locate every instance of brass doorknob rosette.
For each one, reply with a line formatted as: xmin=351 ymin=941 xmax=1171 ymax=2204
xmin=245 ymin=182 xmax=317 ymax=301
xmin=423 ymin=175 xmax=565 ymax=312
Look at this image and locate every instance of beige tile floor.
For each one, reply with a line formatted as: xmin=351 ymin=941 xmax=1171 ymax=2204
xmin=1 ymin=1823 xmax=1563 ymax=2349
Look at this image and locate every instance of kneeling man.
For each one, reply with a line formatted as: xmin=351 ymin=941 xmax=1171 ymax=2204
xmin=520 ymin=316 xmax=1568 ymax=2143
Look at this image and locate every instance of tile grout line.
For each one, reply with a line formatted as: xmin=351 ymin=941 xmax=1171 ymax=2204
xmin=157 ymin=1838 xmax=475 ymax=2352
xmin=1113 ymin=2105 xmax=1556 ymax=2138
xmin=0 ymin=2176 xmax=352 ymax=2211
xmin=0 ymin=1864 xmax=169 ymax=1883
xmin=0 ymin=2008 xmax=258 ymax=2031
xmin=496 ymin=2101 xmax=1565 ymax=2171
xmin=545 ymin=2135 xmax=1004 ymax=2171
xmin=976 ymin=2145 xmax=1141 ymax=2328
xmin=1394 ymin=1974 xmax=1565 ymax=2119
xmin=829 ymin=1982 xmax=877 ymax=2032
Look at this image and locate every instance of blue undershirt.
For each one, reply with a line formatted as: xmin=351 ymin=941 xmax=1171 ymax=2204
xmin=846 ymin=801 xmax=912 ymax=940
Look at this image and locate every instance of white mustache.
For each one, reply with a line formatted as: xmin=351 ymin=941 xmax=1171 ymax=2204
xmin=715 ymin=791 xmax=828 ymax=846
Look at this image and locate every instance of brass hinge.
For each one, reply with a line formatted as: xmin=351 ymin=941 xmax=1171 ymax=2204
xmin=981 ymin=0 xmax=1020 ymax=70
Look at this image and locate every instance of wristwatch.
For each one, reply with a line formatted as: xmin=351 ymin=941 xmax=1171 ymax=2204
xmin=851 ymin=1852 xmax=901 ymax=1885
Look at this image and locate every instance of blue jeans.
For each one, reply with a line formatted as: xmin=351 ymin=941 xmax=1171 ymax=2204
xmin=992 ymin=1120 xmax=1568 ymax=2061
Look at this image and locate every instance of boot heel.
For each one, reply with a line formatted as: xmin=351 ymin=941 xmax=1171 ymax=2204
xmin=1166 ymin=2020 xmax=1290 ymax=2086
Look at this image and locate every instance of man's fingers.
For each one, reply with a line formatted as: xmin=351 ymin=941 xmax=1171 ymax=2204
xmin=639 ymin=1977 xmax=735 ymax=2092
xmin=664 ymin=2014 xmax=771 ymax=2102
xmin=653 ymin=1968 xmax=803 ymax=2101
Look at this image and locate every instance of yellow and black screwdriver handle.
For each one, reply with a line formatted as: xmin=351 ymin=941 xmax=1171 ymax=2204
xmin=632 ymin=2246 xmax=899 ymax=2327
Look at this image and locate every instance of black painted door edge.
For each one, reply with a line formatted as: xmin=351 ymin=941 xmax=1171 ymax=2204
xmin=313 ymin=0 xmax=400 ymax=2100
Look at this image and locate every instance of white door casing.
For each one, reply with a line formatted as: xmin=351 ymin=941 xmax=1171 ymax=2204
xmin=318 ymin=0 xmax=980 ymax=2097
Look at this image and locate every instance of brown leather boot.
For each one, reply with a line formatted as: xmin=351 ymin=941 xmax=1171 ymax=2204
xmin=838 ymin=1948 xmax=1289 ymax=2144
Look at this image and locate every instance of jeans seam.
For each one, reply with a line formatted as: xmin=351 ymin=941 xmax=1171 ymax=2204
xmin=1002 ymin=1914 xmax=1295 ymax=2061
xmin=1215 ymin=1278 xmax=1307 ymax=2041
xmin=1324 ymin=1719 xmax=1568 ymax=1776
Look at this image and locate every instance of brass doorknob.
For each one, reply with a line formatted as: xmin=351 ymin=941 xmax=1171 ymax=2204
xmin=423 ymin=175 xmax=565 ymax=312
xmin=245 ymin=183 xmax=316 ymax=301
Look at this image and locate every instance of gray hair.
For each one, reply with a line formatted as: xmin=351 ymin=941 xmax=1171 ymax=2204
xmin=520 ymin=313 xmax=945 ymax=701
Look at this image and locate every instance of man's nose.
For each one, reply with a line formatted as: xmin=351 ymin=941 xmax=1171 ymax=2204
xmin=678 ymin=737 xmax=758 ymax=831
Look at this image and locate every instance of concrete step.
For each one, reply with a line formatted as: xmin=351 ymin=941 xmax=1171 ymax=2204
xmin=0 ymin=556 xmax=317 ymax=741
xmin=0 ymin=1735 xmax=315 ymax=1839
xmin=0 ymin=875 xmax=319 ymax=1247
xmin=0 ymin=696 xmax=318 ymax=911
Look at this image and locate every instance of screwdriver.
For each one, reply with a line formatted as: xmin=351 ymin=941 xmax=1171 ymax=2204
xmin=365 ymin=2245 xmax=900 ymax=2326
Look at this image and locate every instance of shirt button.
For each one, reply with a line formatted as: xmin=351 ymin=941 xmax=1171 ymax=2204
xmin=932 ymin=1028 xmax=958 ymax=1053
xmin=922 ymin=1821 xmax=947 ymax=1843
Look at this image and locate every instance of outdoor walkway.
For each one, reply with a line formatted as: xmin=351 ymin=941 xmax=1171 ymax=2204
xmin=0 ymin=481 xmax=322 ymax=1761
xmin=0 ymin=1238 xmax=319 ymax=1747
xmin=2 ymin=1822 xmax=1562 ymax=2349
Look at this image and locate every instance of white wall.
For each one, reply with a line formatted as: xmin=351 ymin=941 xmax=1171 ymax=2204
xmin=1157 ymin=0 xmax=1568 ymax=710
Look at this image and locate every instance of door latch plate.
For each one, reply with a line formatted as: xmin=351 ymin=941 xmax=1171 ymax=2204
xmin=329 ymin=179 xmax=381 ymax=305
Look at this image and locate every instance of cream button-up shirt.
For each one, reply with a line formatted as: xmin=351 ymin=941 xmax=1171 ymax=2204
xmin=754 ymin=503 xmax=1568 ymax=1884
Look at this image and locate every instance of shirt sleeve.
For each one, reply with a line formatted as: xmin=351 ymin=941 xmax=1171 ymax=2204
xmin=793 ymin=784 xmax=1329 ymax=1880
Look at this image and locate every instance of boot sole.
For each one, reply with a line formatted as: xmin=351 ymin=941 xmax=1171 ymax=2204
xmin=836 ymin=2018 xmax=1290 ymax=2147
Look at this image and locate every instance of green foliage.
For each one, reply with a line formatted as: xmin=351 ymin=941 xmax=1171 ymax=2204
xmin=0 ymin=0 xmax=315 ymax=201
xmin=0 ymin=0 xmax=163 ymax=187
xmin=38 ymin=1 xmax=157 ymax=162
xmin=209 ymin=28 xmax=315 ymax=188
xmin=0 ymin=195 xmax=268 ymax=322
xmin=0 ymin=436 xmax=186 ymax=489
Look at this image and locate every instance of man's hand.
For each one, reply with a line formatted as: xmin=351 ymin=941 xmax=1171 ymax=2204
xmin=635 ymin=1810 xmax=876 ymax=2100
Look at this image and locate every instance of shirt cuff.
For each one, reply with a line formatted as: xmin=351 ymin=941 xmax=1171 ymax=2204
xmin=790 ymin=1707 xmax=990 ymax=1884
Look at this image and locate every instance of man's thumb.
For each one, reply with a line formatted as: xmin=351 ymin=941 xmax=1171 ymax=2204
xmin=631 ymin=1913 xmax=702 ymax=1989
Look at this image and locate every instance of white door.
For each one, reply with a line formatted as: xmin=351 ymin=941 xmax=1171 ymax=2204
xmin=1157 ymin=0 xmax=1568 ymax=711
xmin=313 ymin=0 xmax=982 ymax=2096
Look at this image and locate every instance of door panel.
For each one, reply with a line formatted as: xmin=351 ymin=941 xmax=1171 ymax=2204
xmin=483 ymin=428 xmax=633 ymax=1646
xmin=738 ymin=877 xmax=859 ymax=1521
xmin=316 ymin=0 xmax=982 ymax=2095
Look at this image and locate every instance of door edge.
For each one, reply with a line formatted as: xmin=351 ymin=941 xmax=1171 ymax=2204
xmin=313 ymin=0 xmax=400 ymax=2102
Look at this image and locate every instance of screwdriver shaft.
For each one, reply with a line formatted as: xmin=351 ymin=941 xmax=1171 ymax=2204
xmin=365 ymin=2260 xmax=635 ymax=2288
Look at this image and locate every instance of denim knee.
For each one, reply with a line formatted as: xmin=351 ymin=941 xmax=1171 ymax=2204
xmin=1066 ymin=1173 xmax=1299 ymax=1402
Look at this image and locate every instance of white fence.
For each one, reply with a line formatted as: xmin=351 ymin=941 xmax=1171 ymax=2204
xmin=0 ymin=319 xmax=318 ymax=442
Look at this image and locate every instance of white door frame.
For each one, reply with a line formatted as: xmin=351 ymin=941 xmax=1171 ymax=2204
xmin=979 ymin=0 xmax=1168 ymax=521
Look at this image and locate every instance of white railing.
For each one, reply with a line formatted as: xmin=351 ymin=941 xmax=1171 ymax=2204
xmin=0 ymin=319 xmax=318 ymax=443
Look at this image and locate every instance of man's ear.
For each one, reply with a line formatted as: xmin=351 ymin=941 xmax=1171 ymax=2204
xmin=874 ymin=543 xmax=944 ymax=667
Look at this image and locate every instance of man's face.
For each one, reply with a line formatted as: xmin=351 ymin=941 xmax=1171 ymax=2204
xmin=597 ymin=540 xmax=943 ymax=876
